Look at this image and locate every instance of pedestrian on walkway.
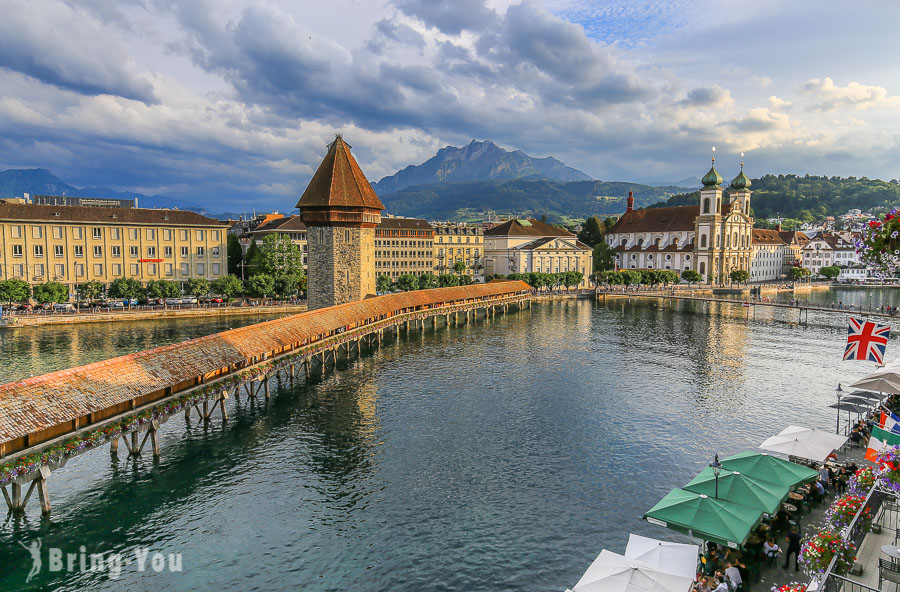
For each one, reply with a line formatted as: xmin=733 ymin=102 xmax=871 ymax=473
xmin=783 ymin=527 xmax=802 ymax=571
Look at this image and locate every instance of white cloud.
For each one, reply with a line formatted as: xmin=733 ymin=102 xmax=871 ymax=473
xmin=801 ymin=77 xmax=900 ymax=112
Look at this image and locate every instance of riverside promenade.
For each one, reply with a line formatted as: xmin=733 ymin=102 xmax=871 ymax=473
xmin=0 ymin=281 xmax=531 ymax=515
xmin=0 ymin=303 xmax=309 ymax=327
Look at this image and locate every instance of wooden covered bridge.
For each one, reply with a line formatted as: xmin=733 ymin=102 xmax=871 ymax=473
xmin=0 ymin=281 xmax=531 ymax=515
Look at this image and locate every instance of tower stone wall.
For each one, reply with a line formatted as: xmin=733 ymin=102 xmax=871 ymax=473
xmin=306 ymin=225 xmax=376 ymax=310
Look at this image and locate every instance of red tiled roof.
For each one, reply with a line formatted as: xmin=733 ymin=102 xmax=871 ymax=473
xmin=296 ymin=137 xmax=385 ymax=211
xmin=252 ymin=215 xmax=307 ymax=233
xmin=377 ymin=218 xmax=433 ymax=230
xmin=608 ymin=206 xmax=699 ymax=234
xmin=752 ymin=228 xmax=786 ymax=245
xmin=0 ymin=203 xmax=229 ymax=226
xmin=0 ymin=282 xmax=530 ymax=445
xmin=484 ymin=218 xmax=573 ymax=237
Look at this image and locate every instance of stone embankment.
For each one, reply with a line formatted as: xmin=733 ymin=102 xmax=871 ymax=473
xmin=1 ymin=304 xmax=308 ymax=327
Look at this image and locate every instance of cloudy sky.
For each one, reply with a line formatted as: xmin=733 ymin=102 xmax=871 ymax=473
xmin=1 ymin=0 xmax=899 ymax=211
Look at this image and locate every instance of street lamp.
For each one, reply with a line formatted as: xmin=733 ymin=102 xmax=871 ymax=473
xmin=835 ymin=383 xmax=843 ymax=434
xmin=710 ymin=454 xmax=722 ymax=499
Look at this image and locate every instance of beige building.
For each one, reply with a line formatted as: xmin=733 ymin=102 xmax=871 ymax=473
xmin=0 ymin=202 xmax=229 ymax=294
xmin=432 ymin=223 xmax=484 ymax=280
xmin=484 ymin=218 xmax=593 ymax=288
xmin=375 ymin=218 xmax=434 ymax=278
xmin=249 ymin=215 xmax=309 ymax=269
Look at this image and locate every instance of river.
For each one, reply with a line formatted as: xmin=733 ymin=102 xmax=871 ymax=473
xmin=2 ymin=289 xmax=900 ymax=591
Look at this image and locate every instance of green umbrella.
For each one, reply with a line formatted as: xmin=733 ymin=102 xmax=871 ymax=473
xmin=719 ymin=450 xmax=819 ymax=488
xmin=683 ymin=467 xmax=788 ymax=516
xmin=643 ymin=488 xmax=762 ymax=549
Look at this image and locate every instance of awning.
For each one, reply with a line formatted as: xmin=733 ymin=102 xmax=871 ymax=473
xmin=683 ymin=467 xmax=788 ymax=516
xmin=624 ymin=534 xmax=699 ymax=581
xmin=759 ymin=426 xmax=848 ymax=463
xmin=719 ymin=450 xmax=819 ymax=488
xmin=643 ymin=489 xmax=761 ymax=549
xmin=569 ymin=549 xmax=695 ymax=592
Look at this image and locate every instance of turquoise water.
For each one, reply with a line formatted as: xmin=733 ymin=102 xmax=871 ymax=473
xmin=2 ymin=293 xmax=900 ymax=591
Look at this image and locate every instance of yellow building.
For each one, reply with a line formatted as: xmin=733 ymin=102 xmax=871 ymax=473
xmin=0 ymin=203 xmax=230 ymax=293
xmin=375 ymin=217 xmax=434 ymax=278
xmin=432 ymin=223 xmax=484 ymax=280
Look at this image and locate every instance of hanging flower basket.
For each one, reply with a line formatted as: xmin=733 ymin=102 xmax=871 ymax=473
xmin=847 ymin=466 xmax=876 ymax=496
xmin=876 ymin=446 xmax=900 ymax=494
xmin=857 ymin=211 xmax=900 ymax=277
xmin=825 ymin=494 xmax=873 ymax=533
xmin=799 ymin=530 xmax=857 ymax=576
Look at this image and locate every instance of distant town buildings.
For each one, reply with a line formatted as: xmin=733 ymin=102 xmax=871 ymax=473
xmin=375 ymin=217 xmax=434 ymax=279
xmin=248 ymin=214 xmax=308 ymax=269
xmin=749 ymin=227 xmax=809 ymax=281
xmin=484 ymin=218 xmax=592 ymax=288
xmin=30 ymin=194 xmax=138 ymax=209
xmin=801 ymin=232 xmax=861 ymax=278
xmin=0 ymin=202 xmax=229 ymax=291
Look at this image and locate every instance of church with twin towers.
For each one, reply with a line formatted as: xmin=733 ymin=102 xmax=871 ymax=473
xmin=604 ymin=151 xmax=781 ymax=283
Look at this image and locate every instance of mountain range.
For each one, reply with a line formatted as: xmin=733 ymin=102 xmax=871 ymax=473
xmin=371 ymin=139 xmax=592 ymax=195
xmin=0 ymin=168 xmax=201 ymax=212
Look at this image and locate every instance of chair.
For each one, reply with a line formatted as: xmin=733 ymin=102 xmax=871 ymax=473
xmin=879 ymin=558 xmax=900 ymax=589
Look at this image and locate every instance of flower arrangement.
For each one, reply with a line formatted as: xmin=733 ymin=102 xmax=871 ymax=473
xmin=825 ymin=494 xmax=873 ymax=533
xmin=799 ymin=530 xmax=857 ymax=576
xmin=875 ymin=446 xmax=900 ymax=494
xmin=857 ymin=210 xmax=900 ymax=277
xmin=771 ymin=582 xmax=807 ymax=592
xmin=847 ymin=466 xmax=877 ymax=496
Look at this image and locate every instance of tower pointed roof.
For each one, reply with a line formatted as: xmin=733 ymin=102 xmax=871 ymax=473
xmin=296 ymin=136 xmax=385 ymax=210
xmin=730 ymin=157 xmax=751 ymax=190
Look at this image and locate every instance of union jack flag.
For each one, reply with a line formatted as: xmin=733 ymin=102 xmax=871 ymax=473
xmin=844 ymin=317 xmax=891 ymax=363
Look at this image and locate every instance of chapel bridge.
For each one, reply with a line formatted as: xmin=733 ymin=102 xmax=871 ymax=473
xmin=0 ymin=281 xmax=531 ymax=516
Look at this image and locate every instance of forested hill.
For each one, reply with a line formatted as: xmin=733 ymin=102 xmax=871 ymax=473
xmin=648 ymin=174 xmax=900 ymax=221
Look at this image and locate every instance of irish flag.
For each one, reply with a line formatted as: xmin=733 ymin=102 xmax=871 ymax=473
xmin=866 ymin=425 xmax=900 ymax=461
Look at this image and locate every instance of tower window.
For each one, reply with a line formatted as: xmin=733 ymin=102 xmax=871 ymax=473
xmin=700 ymin=235 xmax=707 ymax=248
xmin=345 ymin=229 xmax=351 ymax=242
xmin=703 ymin=198 xmax=710 ymax=214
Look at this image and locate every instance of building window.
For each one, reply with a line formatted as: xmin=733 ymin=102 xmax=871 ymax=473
xmin=94 ymin=246 xmax=102 ymax=257
xmin=54 ymin=245 xmax=64 ymax=258
xmin=196 ymin=230 xmax=204 ymax=240
xmin=164 ymin=229 xmax=172 ymax=241
xmin=34 ymin=264 xmax=44 ymax=278
xmin=164 ymin=263 xmax=173 ymax=276
xmin=54 ymin=264 xmax=64 ymax=278
xmin=147 ymin=247 xmax=156 ymax=257
xmin=12 ymin=245 xmax=23 ymax=258
xmin=129 ymin=228 xmax=138 ymax=240
xmin=94 ymin=264 xmax=103 ymax=276
xmin=181 ymin=247 xmax=189 ymax=257
xmin=196 ymin=263 xmax=205 ymax=275
xmin=130 ymin=246 xmax=139 ymax=257
xmin=211 ymin=247 xmax=220 ymax=257
xmin=32 ymin=226 xmax=43 ymax=239
xmin=196 ymin=246 xmax=205 ymax=256
xmin=213 ymin=230 xmax=221 ymax=241
xmin=52 ymin=226 xmax=63 ymax=239
xmin=164 ymin=246 xmax=172 ymax=257
xmin=212 ymin=263 xmax=221 ymax=275
xmin=130 ymin=264 xmax=139 ymax=275
xmin=93 ymin=227 xmax=102 ymax=239
xmin=147 ymin=263 xmax=157 ymax=275
xmin=13 ymin=264 xmax=24 ymax=277
xmin=112 ymin=246 xmax=121 ymax=257
xmin=75 ymin=263 xmax=85 ymax=277
xmin=74 ymin=245 xmax=84 ymax=257
xmin=112 ymin=264 xmax=122 ymax=276
xmin=180 ymin=230 xmax=188 ymax=241
xmin=111 ymin=228 xmax=120 ymax=240
xmin=72 ymin=227 xmax=83 ymax=239
xmin=11 ymin=225 xmax=23 ymax=238
xmin=181 ymin=263 xmax=189 ymax=275
xmin=147 ymin=229 xmax=155 ymax=240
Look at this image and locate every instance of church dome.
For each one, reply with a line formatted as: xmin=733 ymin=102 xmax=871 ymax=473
xmin=730 ymin=166 xmax=751 ymax=190
xmin=701 ymin=165 xmax=723 ymax=187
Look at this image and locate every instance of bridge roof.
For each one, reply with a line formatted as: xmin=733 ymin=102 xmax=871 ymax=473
xmin=0 ymin=281 xmax=530 ymax=445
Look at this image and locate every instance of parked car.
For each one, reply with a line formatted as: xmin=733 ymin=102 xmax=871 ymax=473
xmin=202 ymin=297 xmax=224 ymax=304
xmin=53 ymin=303 xmax=75 ymax=312
xmin=165 ymin=298 xmax=183 ymax=305
xmin=17 ymin=303 xmax=33 ymax=311
xmin=183 ymin=297 xmax=198 ymax=304
xmin=107 ymin=300 xmax=125 ymax=308
xmin=37 ymin=303 xmax=52 ymax=310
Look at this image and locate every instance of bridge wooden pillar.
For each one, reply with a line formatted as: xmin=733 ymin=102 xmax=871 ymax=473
xmin=2 ymin=466 xmax=52 ymax=515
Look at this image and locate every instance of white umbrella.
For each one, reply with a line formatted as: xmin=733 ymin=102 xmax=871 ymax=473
xmin=849 ymin=364 xmax=900 ymax=394
xmin=571 ymin=550 xmax=694 ymax=592
xmin=624 ymin=534 xmax=699 ymax=581
xmin=759 ymin=425 xmax=848 ymax=462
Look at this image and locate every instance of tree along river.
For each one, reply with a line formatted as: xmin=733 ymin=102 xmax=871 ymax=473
xmin=1 ymin=288 xmax=899 ymax=591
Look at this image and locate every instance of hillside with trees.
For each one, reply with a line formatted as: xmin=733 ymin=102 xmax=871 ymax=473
xmin=648 ymin=174 xmax=900 ymax=223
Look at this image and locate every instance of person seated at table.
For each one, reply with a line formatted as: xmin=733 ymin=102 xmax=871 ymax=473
xmin=763 ymin=538 xmax=781 ymax=563
xmin=771 ymin=511 xmax=788 ymax=534
xmin=725 ymin=561 xmax=744 ymax=592
xmin=696 ymin=576 xmax=711 ymax=592
xmin=849 ymin=428 xmax=863 ymax=444
xmin=713 ymin=575 xmax=729 ymax=592
xmin=810 ymin=480 xmax=825 ymax=502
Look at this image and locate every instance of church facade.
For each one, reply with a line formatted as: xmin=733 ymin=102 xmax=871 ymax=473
xmin=606 ymin=157 xmax=755 ymax=283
